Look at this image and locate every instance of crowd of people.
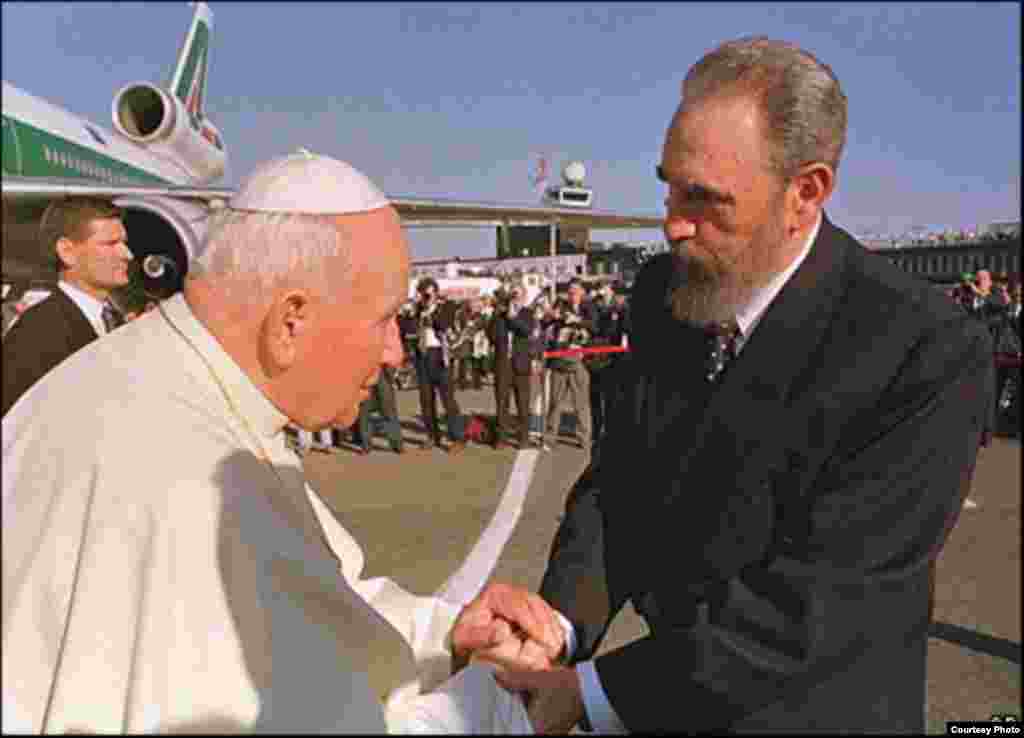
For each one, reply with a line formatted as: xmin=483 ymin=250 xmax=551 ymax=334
xmin=292 ymin=275 xmax=633 ymax=457
xmin=946 ymin=269 xmax=1021 ymax=439
xmin=292 ymin=263 xmax=1024 ymax=458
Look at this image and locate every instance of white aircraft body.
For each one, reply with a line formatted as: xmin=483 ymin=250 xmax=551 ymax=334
xmin=2 ymin=3 xmax=663 ymax=298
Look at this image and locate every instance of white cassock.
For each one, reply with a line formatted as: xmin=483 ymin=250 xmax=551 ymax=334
xmin=2 ymin=293 xmax=531 ymax=734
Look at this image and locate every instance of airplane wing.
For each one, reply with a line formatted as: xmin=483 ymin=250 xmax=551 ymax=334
xmin=2 ymin=177 xmax=234 ymax=286
xmin=3 ymin=175 xmax=662 ymax=288
xmin=390 ymin=196 xmax=664 ymax=230
xmin=3 ymin=177 xmax=663 ymax=229
xmin=1 ymin=176 xmax=234 ymax=205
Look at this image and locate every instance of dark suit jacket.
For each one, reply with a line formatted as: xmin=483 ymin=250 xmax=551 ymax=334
xmin=600 ymin=303 xmax=630 ymax=347
xmin=539 ymin=216 xmax=994 ymax=733
xmin=2 ymin=287 xmax=99 ymax=416
xmin=565 ymin=299 xmax=597 ymax=335
xmin=488 ymin=306 xmax=536 ymax=375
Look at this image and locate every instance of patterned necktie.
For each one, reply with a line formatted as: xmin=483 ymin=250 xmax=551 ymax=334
xmin=704 ymin=320 xmax=743 ymax=383
xmin=101 ymin=300 xmax=122 ymax=333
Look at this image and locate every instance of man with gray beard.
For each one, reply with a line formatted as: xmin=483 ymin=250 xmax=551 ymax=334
xmin=452 ymin=36 xmax=993 ymax=733
xmin=665 ymin=214 xmax=784 ymax=328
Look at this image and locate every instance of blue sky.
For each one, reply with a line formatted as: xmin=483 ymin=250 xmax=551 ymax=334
xmin=3 ymin=2 xmax=1020 ymax=260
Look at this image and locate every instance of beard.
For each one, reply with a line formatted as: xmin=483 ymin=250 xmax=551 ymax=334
xmin=665 ymin=213 xmax=789 ymax=329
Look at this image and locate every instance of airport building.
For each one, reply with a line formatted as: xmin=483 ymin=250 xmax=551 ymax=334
xmin=412 ymin=232 xmax=664 ymax=287
xmin=495 ymin=225 xmax=591 ymax=259
xmin=875 ymin=235 xmax=1020 ymax=283
xmin=410 ymin=253 xmax=588 ymax=284
xmin=584 ymin=241 xmax=664 ymax=285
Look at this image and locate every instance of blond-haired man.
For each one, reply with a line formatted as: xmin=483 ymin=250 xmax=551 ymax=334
xmin=2 ymin=197 xmax=131 ymax=415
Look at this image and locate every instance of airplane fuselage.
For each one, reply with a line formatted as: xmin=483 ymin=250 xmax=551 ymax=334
xmin=2 ymin=82 xmax=180 ymax=186
xmin=1 ymin=2 xmax=232 ymax=295
xmin=2 ymin=1 xmax=663 ymax=297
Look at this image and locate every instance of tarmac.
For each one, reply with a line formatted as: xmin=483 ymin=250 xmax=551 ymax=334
xmin=302 ymin=384 xmax=1021 ymax=733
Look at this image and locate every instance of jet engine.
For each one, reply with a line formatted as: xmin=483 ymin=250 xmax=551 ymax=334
xmin=113 ymin=196 xmax=213 ymax=299
xmin=111 ymin=83 xmax=226 ymax=182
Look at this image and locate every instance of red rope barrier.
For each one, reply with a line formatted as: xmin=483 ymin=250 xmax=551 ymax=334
xmin=995 ymin=352 xmax=1022 ymax=370
xmin=542 ymin=345 xmax=630 ymax=359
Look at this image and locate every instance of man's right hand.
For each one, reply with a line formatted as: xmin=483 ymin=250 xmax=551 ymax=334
xmin=450 ymin=582 xmax=565 ymax=673
xmin=465 ymin=623 xmax=554 ymax=673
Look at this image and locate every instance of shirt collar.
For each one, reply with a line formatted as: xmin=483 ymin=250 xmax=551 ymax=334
xmin=58 ymin=280 xmax=106 ymax=335
xmin=735 ymin=213 xmax=822 ymax=339
xmin=160 ymin=293 xmax=290 ymax=440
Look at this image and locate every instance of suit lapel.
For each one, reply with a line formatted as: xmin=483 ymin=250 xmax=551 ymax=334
xmin=667 ymin=215 xmax=849 ymax=490
xmin=54 ymin=287 xmax=101 ymax=346
xmin=635 ymin=216 xmax=851 ymax=586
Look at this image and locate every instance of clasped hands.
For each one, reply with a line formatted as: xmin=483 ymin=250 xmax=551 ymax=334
xmin=451 ymin=582 xmax=585 ymax=734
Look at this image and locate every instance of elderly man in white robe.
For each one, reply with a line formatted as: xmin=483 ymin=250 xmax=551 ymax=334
xmin=2 ymin=152 xmax=565 ymax=733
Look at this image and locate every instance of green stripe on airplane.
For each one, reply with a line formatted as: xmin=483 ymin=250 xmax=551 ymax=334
xmin=174 ymin=20 xmax=210 ymax=103
xmin=2 ymin=115 xmax=169 ymax=185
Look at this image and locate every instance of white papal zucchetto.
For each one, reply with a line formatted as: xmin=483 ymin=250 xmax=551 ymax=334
xmin=229 ymin=149 xmax=390 ymax=215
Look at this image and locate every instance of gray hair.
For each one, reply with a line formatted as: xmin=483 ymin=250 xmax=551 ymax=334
xmin=682 ymin=36 xmax=848 ymax=180
xmin=188 ymin=209 xmax=352 ymax=303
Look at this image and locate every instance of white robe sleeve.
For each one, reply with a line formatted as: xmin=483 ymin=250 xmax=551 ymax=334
xmin=304 ymin=482 xmax=461 ymax=692
xmin=303 ymin=483 xmax=535 ymax=734
xmin=357 ymin=576 xmax=463 ymax=693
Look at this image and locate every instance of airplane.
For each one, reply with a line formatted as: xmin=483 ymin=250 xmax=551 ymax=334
xmin=2 ymin=3 xmax=664 ymax=302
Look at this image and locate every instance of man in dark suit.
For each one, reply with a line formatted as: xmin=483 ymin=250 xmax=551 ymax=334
xmin=959 ymin=270 xmax=1021 ymax=440
xmin=1010 ymin=282 xmax=1022 ymax=338
xmin=451 ymin=36 xmax=993 ymax=733
xmin=411 ymin=278 xmax=467 ymax=453
xmin=488 ymin=283 xmax=537 ymax=449
xmin=602 ymin=290 xmax=631 ymax=350
xmin=593 ymin=288 xmax=631 ymax=455
xmin=3 ymin=198 xmax=132 ymax=416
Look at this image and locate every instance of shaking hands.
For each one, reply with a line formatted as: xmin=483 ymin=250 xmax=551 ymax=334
xmin=451 ymin=582 xmax=586 ymax=734
xmin=451 ymin=582 xmax=564 ymax=673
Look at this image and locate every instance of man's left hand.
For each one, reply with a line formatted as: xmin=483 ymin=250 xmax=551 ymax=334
xmin=451 ymin=582 xmax=565 ymax=670
xmin=494 ymin=666 xmax=585 ymax=735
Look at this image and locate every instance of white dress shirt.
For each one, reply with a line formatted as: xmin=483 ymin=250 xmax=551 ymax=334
xmin=566 ymin=214 xmax=822 ymax=733
xmin=57 ymin=280 xmax=108 ymax=336
xmin=2 ymin=293 xmax=531 ymax=733
xmin=418 ymin=304 xmax=444 ymax=351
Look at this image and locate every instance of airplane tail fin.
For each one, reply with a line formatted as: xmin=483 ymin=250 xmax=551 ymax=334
xmin=168 ymin=2 xmax=213 ymax=118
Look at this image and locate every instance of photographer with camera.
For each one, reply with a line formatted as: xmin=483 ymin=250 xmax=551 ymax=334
xmin=486 ymin=282 xmax=537 ymax=450
xmin=954 ymin=270 xmax=1020 ymax=441
xmin=412 ymin=278 xmax=467 ymax=453
xmin=542 ymin=279 xmax=596 ymax=453
xmin=448 ymin=298 xmax=487 ymax=391
xmin=592 ymin=285 xmax=631 ymax=448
